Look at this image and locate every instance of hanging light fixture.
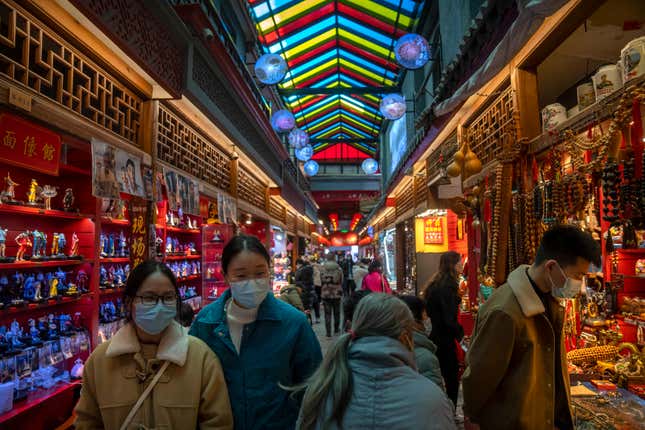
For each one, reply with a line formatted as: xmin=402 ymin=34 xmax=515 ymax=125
xmin=303 ymin=160 xmax=319 ymax=176
xmin=361 ymin=158 xmax=379 ymax=174
xmin=295 ymin=144 xmax=313 ymax=162
xmin=271 ymin=109 xmax=296 ymax=133
xmin=394 ymin=33 xmax=431 ymax=69
xmin=379 ymin=94 xmax=406 ymax=120
xmin=288 ymin=127 xmax=309 ymax=149
xmin=254 ymin=53 xmax=287 ymax=85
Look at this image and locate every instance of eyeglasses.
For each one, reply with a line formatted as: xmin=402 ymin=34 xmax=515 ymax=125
xmin=135 ymin=294 xmax=177 ymax=306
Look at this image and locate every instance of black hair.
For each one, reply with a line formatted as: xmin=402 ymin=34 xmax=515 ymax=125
xmin=534 ymin=224 xmax=601 ymax=268
xmin=296 ymin=258 xmax=305 ymax=266
xmin=126 ymin=158 xmax=135 ymax=171
xmin=360 ymin=258 xmax=371 ymax=265
xmin=179 ymin=302 xmax=195 ymax=327
xmin=222 ymin=235 xmax=271 ymax=274
xmin=399 ymin=295 xmax=424 ymax=322
xmin=368 ymin=260 xmax=382 ymax=273
xmin=123 ymin=260 xmax=180 ymax=320
xmin=342 ymin=289 xmax=372 ymax=325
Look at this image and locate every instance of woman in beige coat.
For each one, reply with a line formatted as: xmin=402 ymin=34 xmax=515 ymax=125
xmin=75 ymin=261 xmax=233 ymax=430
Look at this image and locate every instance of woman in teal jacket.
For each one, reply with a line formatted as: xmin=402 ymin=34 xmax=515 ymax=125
xmin=190 ymin=235 xmax=322 ymax=430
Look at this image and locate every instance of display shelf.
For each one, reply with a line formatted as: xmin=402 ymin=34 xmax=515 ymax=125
xmin=0 ymin=204 xmax=91 ymax=220
xmin=1 ymin=293 xmax=90 ymax=316
xmin=0 ymin=380 xmax=81 ymax=425
xmin=166 ymin=226 xmax=201 ymax=234
xmin=99 ymin=257 xmax=130 ymax=263
xmin=0 ymin=259 xmax=90 ymax=270
xmin=178 ymin=274 xmax=202 ymax=282
xmin=100 ymin=217 xmax=130 ymax=226
xmin=59 ymin=163 xmax=91 ymax=176
xmin=616 ymin=248 xmax=645 ymax=255
xmin=99 ymin=287 xmax=125 ymax=296
xmin=164 ymin=254 xmax=201 ymax=261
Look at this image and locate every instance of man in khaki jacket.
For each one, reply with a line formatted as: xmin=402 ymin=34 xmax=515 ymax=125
xmin=463 ymin=225 xmax=600 ymax=430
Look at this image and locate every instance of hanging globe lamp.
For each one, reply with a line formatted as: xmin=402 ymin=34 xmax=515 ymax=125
xmin=295 ymin=144 xmax=313 ymax=162
xmin=379 ymin=94 xmax=406 ymax=120
xmin=271 ymin=109 xmax=296 ymax=133
xmin=254 ymin=53 xmax=287 ymax=85
xmin=361 ymin=158 xmax=379 ymax=174
xmin=303 ymin=160 xmax=319 ymax=176
xmin=288 ymin=128 xmax=309 ymax=149
xmin=394 ymin=33 xmax=431 ymax=69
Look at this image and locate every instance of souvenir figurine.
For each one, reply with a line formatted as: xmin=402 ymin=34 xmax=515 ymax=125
xmin=55 ymin=267 xmax=67 ymax=294
xmin=34 ymin=273 xmax=44 ymax=301
xmin=57 ymin=233 xmax=66 ymax=256
xmin=47 ymin=314 xmax=58 ymax=340
xmin=108 ymin=234 xmax=115 ymax=257
xmin=173 ymin=238 xmax=180 ymax=255
xmin=62 ymin=188 xmax=75 ymax=212
xmin=23 ymin=275 xmax=35 ymax=301
xmin=114 ymin=199 xmax=126 ymax=220
xmin=76 ymin=270 xmax=88 ymax=293
xmin=207 ymin=201 xmax=219 ymax=224
xmin=0 ymin=172 xmax=19 ymax=203
xmin=65 ymin=280 xmax=79 ymax=296
xmin=189 ymin=242 xmax=197 ymax=255
xmin=116 ymin=298 xmax=125 ymax=318
xmin=9 ymin=320 xmax=25 ymax=348
xmin=40 ymin=185 xmax=57 ymax=210
xmin=118 ymin=231 xmax=127 ymax=257
xmin=28 ymin=319 xmax=42 ymax=346
xmin=51 ymin=233 xmax=59 ymax=256
xmin=107 ymin=266 xmax=116 ymax=288
xmin=31 ymin=230 xmax=46 ymax=259
xmin=99 ymin=266 xmax=107 ymax=288
xmin=0 ymin=227 xmax=7 ymax=259
xmin=124 ymin=264 xmax=130 ymax=279
xmin=15 ymin=230 xmax=32 ymax=261
xmin=71 ymin=359 xmax=84 ymax=379
xmin=114 ymin=266 xmax=125 ymax=287
xmin=155 ymin=237 xmax=163 ymax=256
xmin=99 ymin=233 xmax=107 ymax=257
xmin=11 ymin=272 xmax=24 ymax=305
xmin=26 ymin=179 xmax=40 ymax=205
xmin=211 ymin=230 xmax=223 ymax=243
xmin=48 ymin=272 xmax=58 ymax=298
xmin=168 ymin=211 xmax=175 ymax=227
xmin=0 ymin=275 xmax=8 ymax=305
xmin=73 ymin=312 xmax=83 ymax=330
xmin=70 ymin=232 xmax=79 ymax=257
xmin=59 ymin=314 xmax=73 ymax=334
xmin=166 ymin=237 xmax=173 ymax=254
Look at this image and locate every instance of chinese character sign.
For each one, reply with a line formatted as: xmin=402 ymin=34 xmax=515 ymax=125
xmin=129 ymin=197 xmax=149 ymax=268
xmin=0 ymin=114 xmax=61 ymax=175
xmin=424 ymin=217 xmax=444 ymax=245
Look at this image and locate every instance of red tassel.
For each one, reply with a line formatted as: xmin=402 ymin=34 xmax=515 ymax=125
xmin=584 ymin=150 xmax=593 ymax=164
xmin=632 ymin=100 xmax=643 ymax=179
xmin=531 ymin=157 xmax=539 ymax=182
xmin=483 ymin=198 xmax=492 ymax=223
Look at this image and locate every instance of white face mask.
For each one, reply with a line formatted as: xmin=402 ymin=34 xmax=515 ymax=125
xmin=230 ymin=278 xmax=270 ymax=309
xmin=548 ymin=263 xmax=583 ymax=299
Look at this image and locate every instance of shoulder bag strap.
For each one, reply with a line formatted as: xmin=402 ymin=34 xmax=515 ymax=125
xmin=120 ymin=360 xmax=170 ymax=430
xmin=381 ymin=274 xmax=385 ymax=293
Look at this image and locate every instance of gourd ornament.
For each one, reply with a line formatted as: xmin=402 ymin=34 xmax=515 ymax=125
xmin=464 ymin=144 xmax=483 ymax=176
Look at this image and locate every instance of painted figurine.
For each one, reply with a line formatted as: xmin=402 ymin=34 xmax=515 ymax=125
xmin=124 ymin=264 xmax=130 ymax=279
xmin=31 ymin=230 xmax=46 ymax=259
xmin=34 ymin=272 xmax=44 ymax=301
xmin=23 ymin=275 xmax=35 ymax=301
xmin=99 ymin=266 xmax=107 ymax=287
xmin=26 ymin=179 xmax=39 ymax=204
xmin=114 ymin=266 xmax=125 ymax=287
xmin=63 ymin=188 xmax=74 ymax=211
xmin=76 ymin=270 xmax=88 ymax=292
xmin=1 ymin=172 xmax=18 ymax=202
xmin=58 ymin=233 xmax=66 ymax=256
xmin=40 ymin=185 xmax=57 ymax=210
xmin=51 ymin=233 xmax=59 ymax=256
xmin=15 ymin=230 xmax=32 ymax=261
xmin=99 ymin=233 xmax=107 ymax=257
xmin=70 ymin=232 xmax=79 ymax=257
xmin=28 ymin=319 xmax=41 ymax=345
xmin=55 ymin=267 xmax=67 ymax=293
xmin=166 ymin=237 xmax=173 ymax=254
xmin=118 ymin=231 xmax=127 ymax=257
xmin=0 ymin=227 xmax=7 ymax=258
xmin=48 ymin=272 xmax=58 ymax=298
xmin=108 ymin=234 xmax=115 ymax=257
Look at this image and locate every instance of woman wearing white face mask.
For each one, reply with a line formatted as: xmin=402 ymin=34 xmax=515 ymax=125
xmin=190 ymin=235 xmax=322 ymax=430
xmin=75 ymin=261 xmax=233 ymax=430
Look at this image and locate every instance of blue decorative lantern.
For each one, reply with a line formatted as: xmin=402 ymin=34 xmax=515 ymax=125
xmin=394 ymin=33 xmax=431 ymax=70
xmin=295 ymin=144 xmax=313 ymax=162
xmin=288 ymin=128 xmax=309 ymax=149
xmin=303 ymin=160 xmax=319 ymax=176
xmin=361 ymin=158 xmax=379 ymax=175
xmin=271 ymin=109 xmax=296 ymax=133
xmin=379 ymin=93 xmax=406 ymax=120
xmin=254 ymin=53 xmax=287 ymax=85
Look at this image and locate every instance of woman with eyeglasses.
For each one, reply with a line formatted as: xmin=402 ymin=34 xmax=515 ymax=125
xmin=190 ymin=235 xmax=322 ymax=430
xmin=75 ymin=261 xmax=233 ymax=430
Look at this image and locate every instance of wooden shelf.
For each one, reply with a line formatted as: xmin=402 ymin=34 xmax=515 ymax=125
xmin=99 ymin=287 xmax=125 ymax=296
xmin=99 ymin=257 xmax=130 ymax=263
xmin=59 ymin=164 xmax=91 ymax=176
xmin=0 ymin=380 xmax=81 ymax=425
xmin=0 ymin=204 xmax=91 ymax=220
xmin=166 ymin=226 xmax=201 ymax=234
xmin=617 ymin=248 xmax=645 ymax=255
xmin=164 ymin=254 xmax=201 ymax=261
xmin=1 ymin=294 xmax=90 ymax=316
xmin=178 ymin=274 xmax=202 ymax=282
xmin=0 ymin=258 xmax=89 ymax=270
xmin=100 ymin=217 xmax=130 ymax=226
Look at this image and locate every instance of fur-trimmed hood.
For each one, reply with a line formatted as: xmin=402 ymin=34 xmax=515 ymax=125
xmin=106 ymin=320 xmax=189 ymax=366
xmin=507 ymin=265 xmax=547 ymax=317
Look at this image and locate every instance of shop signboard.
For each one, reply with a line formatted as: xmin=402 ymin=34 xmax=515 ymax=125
xmin=0 ymin=114 xmax=61 ymax=175
xmin=129 ymin=197 xmax=149 ymax=268
xmin=423 ymin=216 xmax=444 ymax=244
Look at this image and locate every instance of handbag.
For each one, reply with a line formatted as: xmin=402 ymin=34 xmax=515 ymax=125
xmin=120 ymin=360 xmax=170 ymax=430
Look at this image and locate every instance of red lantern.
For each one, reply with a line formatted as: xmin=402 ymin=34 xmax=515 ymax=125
xmin=345 ymin=232 xmax=358 ymax=245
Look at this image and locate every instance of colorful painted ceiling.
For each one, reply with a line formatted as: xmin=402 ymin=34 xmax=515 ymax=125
xmin=248 ymin=0 xmax=425 ymax=162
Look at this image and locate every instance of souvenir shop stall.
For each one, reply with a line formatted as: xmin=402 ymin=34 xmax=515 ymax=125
xmin=270 ymin=226 xmax=290 ymax=294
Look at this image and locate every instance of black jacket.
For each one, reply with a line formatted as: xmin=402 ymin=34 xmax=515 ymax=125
xmin=425 ymin=276 xmax=464 ymax=348
xmin=295 ymin=264 xmax=314 ymax=287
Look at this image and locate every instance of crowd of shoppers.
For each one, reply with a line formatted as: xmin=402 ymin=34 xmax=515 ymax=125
xmin=75 ymin=224 xmax=599 ymax=430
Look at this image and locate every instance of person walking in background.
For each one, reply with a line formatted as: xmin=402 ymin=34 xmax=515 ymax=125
xmin=463 ymin=225 xmax=601 ymax=430
xmin=295 ymin=258 xmax=316 ymax=324
xmin=339 ymin=252 xmax=355 ymax=295
xmin=342 ymin=289 xmax=372 ymax=332
xmin=294 ymin=293 xmax=455 ymax=430
xmin=180 ymin=301 xmax=196 ymax=327
xmin=311 ymin=256 xmax=322 ymax=323
xmin=423 ymin=251 xmax=464 ymax=407
xmin=279 ymin=283 xmax=305 ymax=312
xmin=190 ymin=235 xmax=322 ymax=430
xmin=399 ymin=295 xmax=445 ymax=390
xmin=320 ymin=252 xmax=343 ymax=338
xmin=75 ymin=261 xmax=233 ymax=430
xmin=352 ymin=258 xmax=369 ymax=292
xmin=361 ymin=260 xmax=392 ymax=294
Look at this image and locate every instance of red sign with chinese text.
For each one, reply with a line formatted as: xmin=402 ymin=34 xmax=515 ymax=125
xmin=0 ymin=114 xmax=61 ymax=175
xmin=424 ymin=217 xmax=444 ymax=244
xmin=129 ymin=197 xmax=149 ymax=268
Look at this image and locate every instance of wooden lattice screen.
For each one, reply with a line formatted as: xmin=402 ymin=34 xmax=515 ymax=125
xmin=465 ymin=86 xmax=515 ymax=165
xmin=396 ymin=182 xmax=415 ymax=217
xmin=269 ymin=198 xmax=285 ymax=222
xmin=0 ymin=0 xmax=143 ymax=146
xmin=238 ymin=168 xmax=267 ymax=211
xmin=286 ymin=211 xmax=297 ymax=233
xmin=157 ymin=104 xmax=231 ymax=190
xmin=426 ymin=132 xmax=458 ymax=173
xmin=414 ymin=172 xmax=428 ymax=207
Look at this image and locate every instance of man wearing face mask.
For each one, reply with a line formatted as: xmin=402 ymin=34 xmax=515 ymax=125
xmin=462 ymin=225 xmax=601 ymax=430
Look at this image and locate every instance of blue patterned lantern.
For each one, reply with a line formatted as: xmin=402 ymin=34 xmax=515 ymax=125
xmin=254 ymin=53 xmax=287 ymax=85
xmin=303 ymin=160 xmax=319 ymax=176
xmin=379 ymin=94 xmax=406 ymax=120
xmin=295 ymin=144 xmax=313 ymax=162
xmin=361 ymin=158 xmax=379 ymax=175
xmin=394 ymin=33 xmax=431 ymax=70
xmin=288 ymin=128 xmax=309 ymax=149
xmin=271 ymin=109 xmax=296 ymax=133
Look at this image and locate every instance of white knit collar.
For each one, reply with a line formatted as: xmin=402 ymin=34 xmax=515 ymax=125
xmin=226 ymin=298 xmax=259 ymax=325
